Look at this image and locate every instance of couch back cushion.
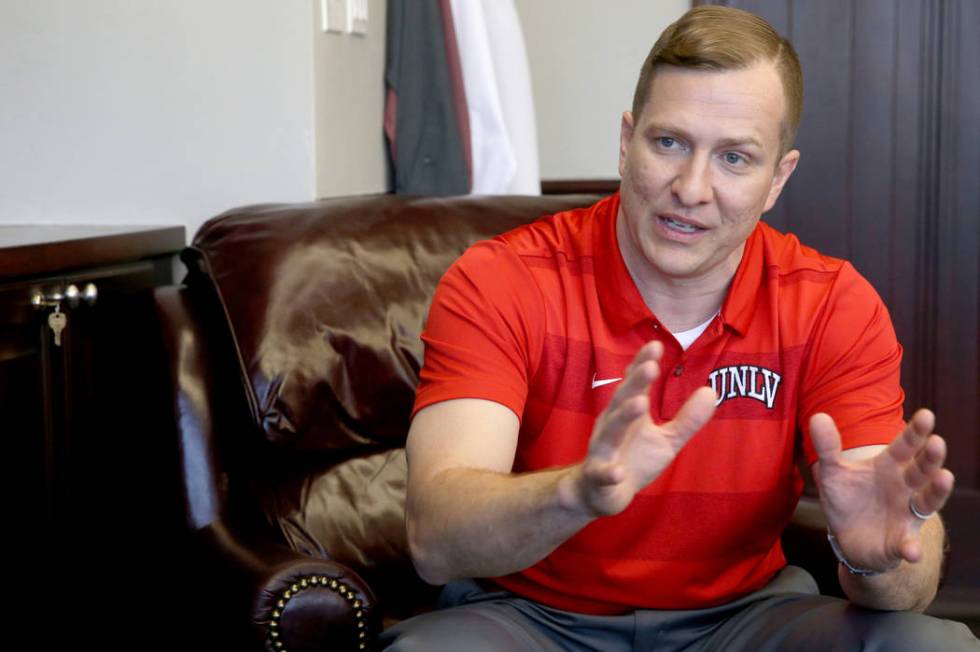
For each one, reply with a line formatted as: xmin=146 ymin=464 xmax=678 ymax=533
xmin=184 ymin=193 xmax=599 ymax=451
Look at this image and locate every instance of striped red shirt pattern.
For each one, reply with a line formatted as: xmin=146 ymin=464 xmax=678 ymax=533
xmin=414 ymin=193 xmax=905 ymax=614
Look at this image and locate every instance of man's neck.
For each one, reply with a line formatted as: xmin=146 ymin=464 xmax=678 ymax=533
xmin=631 ymin=272 xmax=731 ymax=332
xmin=616 ymin=216 xmax=741 ymax=333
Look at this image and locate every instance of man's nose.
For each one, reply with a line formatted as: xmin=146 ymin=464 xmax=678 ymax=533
xmin=671 ymin=153 xmax=713 ymax=206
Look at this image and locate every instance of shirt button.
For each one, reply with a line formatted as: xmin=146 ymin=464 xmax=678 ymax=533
xmin=673 ymin=364 xmax=684 ymax=376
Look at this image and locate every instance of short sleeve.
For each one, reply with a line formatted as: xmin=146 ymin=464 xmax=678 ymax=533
xmin=412 ymin=239 xmax=545 ymax=422
xmin=799 ymin=263 xmax=907 ymax=465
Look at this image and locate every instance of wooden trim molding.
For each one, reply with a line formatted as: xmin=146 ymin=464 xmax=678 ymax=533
xmin=540 ymin=179 xmax=620 ymax=196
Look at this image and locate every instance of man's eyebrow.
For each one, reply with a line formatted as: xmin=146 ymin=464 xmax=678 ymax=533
xmin=643 ymin=124 xmax=764 ymax=150
xmin=715 ymin=136 xmax=764 ymax=150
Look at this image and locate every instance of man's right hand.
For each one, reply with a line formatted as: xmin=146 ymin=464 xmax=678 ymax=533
xmin=565 ymin=341 xmax=718 ymax=517
xmin=407 ymin=341 xmax=717 ymax=584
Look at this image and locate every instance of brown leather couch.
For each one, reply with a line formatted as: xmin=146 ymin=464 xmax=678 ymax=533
xmin=154 ymin=193 xmax=896 ymax=651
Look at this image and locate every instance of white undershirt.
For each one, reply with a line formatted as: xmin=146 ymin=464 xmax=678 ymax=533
xmin=670 ymin=312 xmax=718 ymax=351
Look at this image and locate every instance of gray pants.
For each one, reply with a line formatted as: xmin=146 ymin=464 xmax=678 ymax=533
xmin=379 ymin=566 xmax=979 ymax=651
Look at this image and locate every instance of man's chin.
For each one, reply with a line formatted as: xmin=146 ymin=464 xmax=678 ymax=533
xmin=645 ymin=255 xmax=708 ymax=282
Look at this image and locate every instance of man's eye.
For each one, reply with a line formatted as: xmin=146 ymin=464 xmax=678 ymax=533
xmin=657 ymin=137 xmax=676 ymax=148
xmin=724 ymin=152 xmax=745 ymax=165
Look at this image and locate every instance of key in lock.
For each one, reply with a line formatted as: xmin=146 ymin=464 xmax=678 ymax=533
xmin=48 ymin=308 xmax=67 ymax=347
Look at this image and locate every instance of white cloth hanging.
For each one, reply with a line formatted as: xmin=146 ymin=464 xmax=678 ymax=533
xmin=449 ymin=0 xmax=516 ymax=194
xmin=479 ymin=0 xmax=540 ymax=194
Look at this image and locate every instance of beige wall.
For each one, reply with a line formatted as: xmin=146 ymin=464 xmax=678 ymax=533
xmin=0 ymin=0 xmax=390 ymax=239
xmin=515 ymin=0 xmax=689 ymax=180
xmin=0 ymin=1 xmax=315 ymax=240
xmin=1 ymin=0 xmax=688 ymax=233
xmin=313 ymin=0 xmax=388 ymax=198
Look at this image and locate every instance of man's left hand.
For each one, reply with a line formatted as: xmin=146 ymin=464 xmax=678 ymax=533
xmin=810 ymin=409 xmax=955 ymax=573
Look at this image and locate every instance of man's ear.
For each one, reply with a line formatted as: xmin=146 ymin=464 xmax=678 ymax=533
xmin=763 ymin=149 xmax=800 ymax=213
xmin=618 ymin=111 xmax=635 ymax=178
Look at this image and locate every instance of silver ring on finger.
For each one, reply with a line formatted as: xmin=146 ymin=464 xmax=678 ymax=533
xmin=909 ymin=496 xmax=934 ymax=521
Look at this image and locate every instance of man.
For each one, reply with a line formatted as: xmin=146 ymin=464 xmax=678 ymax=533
xmin=381 ymin=6 xmax=979 ymax=650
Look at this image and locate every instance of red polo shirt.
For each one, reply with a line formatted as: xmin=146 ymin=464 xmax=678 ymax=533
xmin=413 ymin=193 xmax=905 ymax=613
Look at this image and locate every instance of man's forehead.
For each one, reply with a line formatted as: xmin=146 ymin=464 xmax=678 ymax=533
xmin=641 ymin=63 xmax=786 ymax=148
xmin=647 ymin=60 xmax=785 ymax=95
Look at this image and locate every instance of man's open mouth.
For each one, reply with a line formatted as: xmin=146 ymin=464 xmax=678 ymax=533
xmin=660 ymin=215 xmax=705 ymax=234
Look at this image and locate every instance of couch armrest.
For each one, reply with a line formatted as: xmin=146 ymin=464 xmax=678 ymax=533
xmin=155 ymin=286 xmax=379 ymax=649
xmin=194 ymin=521 xmax=379 ymax=651
xmin=154 ymin=284 xmax=232 ymax=530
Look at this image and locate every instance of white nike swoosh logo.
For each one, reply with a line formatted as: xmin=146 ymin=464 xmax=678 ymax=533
xmin=591 ymin=374 xmax=622 ymax=389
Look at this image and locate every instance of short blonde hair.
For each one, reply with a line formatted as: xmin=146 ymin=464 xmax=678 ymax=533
xmin=632 ymin=5 xmax=803 ymax=154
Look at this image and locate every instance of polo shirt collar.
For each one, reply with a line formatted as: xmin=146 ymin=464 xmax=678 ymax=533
xmin=593 ymin=192 xmax=658 ymax=333
xmin=720 ymin=224 xmax=765 ymax=336
xmin=593 ymin=192 xmax=765 ymax=337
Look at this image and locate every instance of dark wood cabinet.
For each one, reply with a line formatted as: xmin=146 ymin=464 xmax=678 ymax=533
xmin=0 ymin=226 xmax=185 ymax=642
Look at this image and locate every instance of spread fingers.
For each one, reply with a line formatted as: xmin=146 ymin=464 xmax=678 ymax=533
xmin=910 ymin=468 xmax=955 ymax=517
xmin=887 ymin=409 xmax=935 ymax=464
xmin=590 ymin=394 xmax=648 ymax=461
xmin=903 ymin=434 xmax=947 ymax=490
xmin=607 ymin=341 xmax=662 ymax=410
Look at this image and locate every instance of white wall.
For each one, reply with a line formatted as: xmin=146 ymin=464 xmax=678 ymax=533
xmin=0 ymin=1 xmax=315 ymax=240
xmin=313 ymin=0 xmax=388 ymax=198
xmin=515 ymin=0 xmax=689 ymax=180
xmin=1 ymin=0 xmax=688 ymax=240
